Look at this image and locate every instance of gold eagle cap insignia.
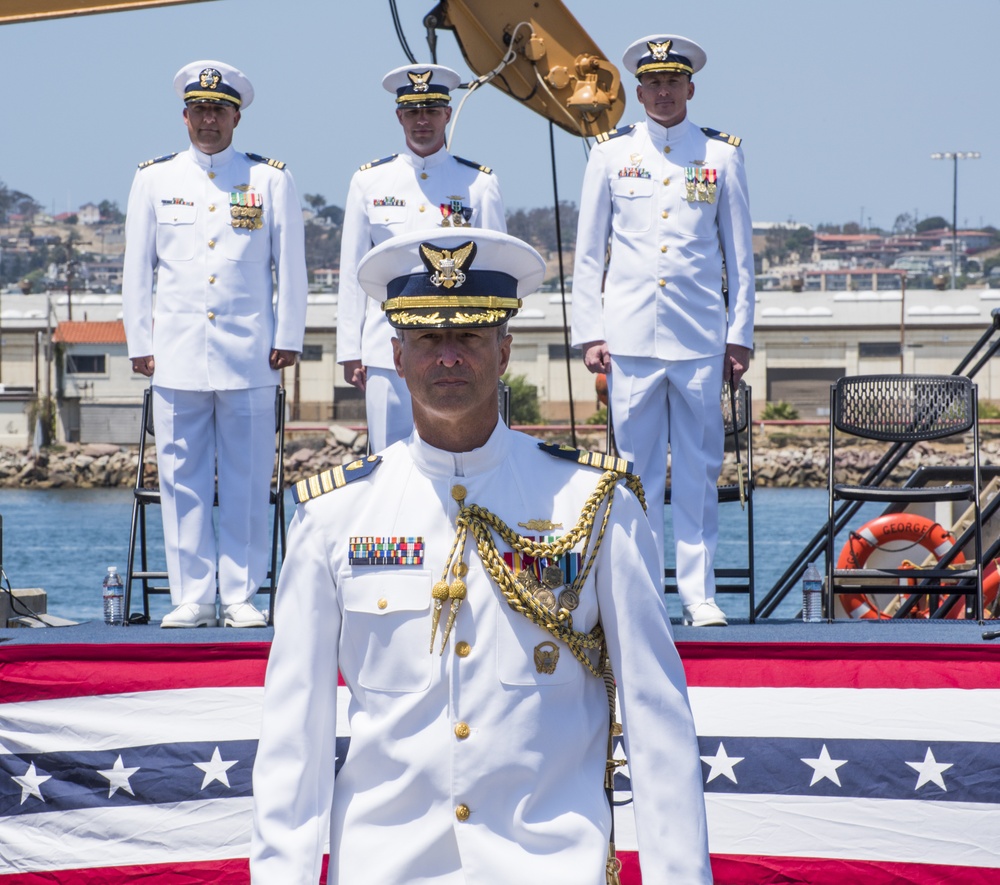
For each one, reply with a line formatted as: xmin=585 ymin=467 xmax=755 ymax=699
xmin=408 ymin=70 xmax=433 ymax=93
xmin=419 ymin=240 xmax=477 ymax=289
xmin=199 ymin=67 xmax=221 ymax=89
xmin=648 ymin=40 xmax=673 ymax=61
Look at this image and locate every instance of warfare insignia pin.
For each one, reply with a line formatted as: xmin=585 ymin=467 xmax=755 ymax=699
xmin=199 ymin=68 xmax=222 ymax=89
xmin=408 ymin=70 xmax=433 ymax=94
xmin=648 ymin=40 xmax=673 ymax=61
xmin=518 ymin=519 xmax=563 ymax=531
xmin=419 ymin=240 xmax=476 ymax=289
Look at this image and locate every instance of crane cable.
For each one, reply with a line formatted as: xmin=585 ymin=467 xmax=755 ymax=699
xmin=388 ymin=0 xmax=418 ymax=64
xmin=447 ymin=21 xmax=533 ymax=151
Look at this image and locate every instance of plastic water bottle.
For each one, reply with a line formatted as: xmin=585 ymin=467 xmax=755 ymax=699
xmin=802 ymin=561 xmax=823 ymax=623
xmin=103 ymin=566 xmax=124 ymax=626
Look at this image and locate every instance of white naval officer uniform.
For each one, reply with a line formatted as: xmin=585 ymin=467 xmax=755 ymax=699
xmin=250 ymin=422 xmax=711 ymax=885
xmin=122 ymin=143 xmax=307 ymax=607
xmin=336 ymin=146 xmax=506 ymax=451
xmin=572 ymin=115 xmax=755 ymax=609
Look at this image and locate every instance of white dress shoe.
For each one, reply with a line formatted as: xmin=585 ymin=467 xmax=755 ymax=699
xmin=221 ymin=602 xmax=267 ymax=628
xmin=161 ymin=603 xmax=217 ymax=628
xmin=682 ymin=599 xmax=728 ymax=627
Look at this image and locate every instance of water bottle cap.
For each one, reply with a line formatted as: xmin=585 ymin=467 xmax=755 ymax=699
xmin=107 ymin=566 xmax=118 ymax=574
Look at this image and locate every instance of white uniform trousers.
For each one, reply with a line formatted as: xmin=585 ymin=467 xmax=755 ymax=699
xmin=608 ymin=354 xmax=724 ymax=608
xmin=152 ymin=386 xmax=277 ymax=606
xmin=364 ymin=366 xmax=412 ymax=453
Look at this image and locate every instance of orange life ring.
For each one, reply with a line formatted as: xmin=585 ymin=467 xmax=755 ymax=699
xmin=837 ymin=514 xmax=965 ymax=619
xmin=982 ymin=560 xmax=1000 ymax=619
xmin=595 ymin=373 xmax=609 ymax=406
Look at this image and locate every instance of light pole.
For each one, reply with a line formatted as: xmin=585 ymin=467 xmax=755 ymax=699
xmin=930 ymin=151 xmax=980 ymax=289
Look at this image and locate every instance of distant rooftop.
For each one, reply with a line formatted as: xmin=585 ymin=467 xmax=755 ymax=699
xmin=52 ymin=320 xmax=126 ymax=344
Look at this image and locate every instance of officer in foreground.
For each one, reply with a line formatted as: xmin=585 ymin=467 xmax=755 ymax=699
xmin=251 ymin=229 xmax=710 ymax=883
xmin=122 ymin=60 xmax=307 ymax=628
xmin=572 ymin=35 xmax=755 ymax=627
xmin=336 ymin=63 xmax=506 ymax=452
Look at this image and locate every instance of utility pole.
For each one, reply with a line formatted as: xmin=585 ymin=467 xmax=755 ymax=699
xmin=930 ymin=151 xmax=980 ymax=289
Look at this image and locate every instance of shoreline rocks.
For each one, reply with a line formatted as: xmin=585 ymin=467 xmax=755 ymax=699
xmin=0 ymin=427 xmax=991 ymax=491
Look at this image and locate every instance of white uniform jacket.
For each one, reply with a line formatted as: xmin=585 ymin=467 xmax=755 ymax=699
xmin=122 ymin=144 xmax=308 ymax=390
xmin=572 ymin=117 xmax=754 ymax=360
xmin=336 ymin=146 xmax=506 ymax=370
xmin=251 ymin=422 xmax=711 ymax=885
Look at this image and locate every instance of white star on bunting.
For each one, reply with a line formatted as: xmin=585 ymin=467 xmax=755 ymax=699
xmin=194 ymin=746 xmax=238 ymax=789
xmin=801 ymin=744 xmax=848 ymax=787
xmin=906 ymin=747 xmax=953 ymax=791
xmin=700 ymin=742 xmax=745 ymax=784
xmin=12 ymin=762 xmax=51 ymax=805
xmin=97 ymin=754 xmax=140 ymax=798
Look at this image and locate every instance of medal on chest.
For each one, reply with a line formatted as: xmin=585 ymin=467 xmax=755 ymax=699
xmin=684 ymin=165 xmax=717 ymax=203
xmin=439 ymin=196 xmax=473 ymax=227
xmin=230 ymin=185 xmax=264 ymax=229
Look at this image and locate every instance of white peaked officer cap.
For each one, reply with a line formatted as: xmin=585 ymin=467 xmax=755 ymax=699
xmin=358 ymin=228 xmax=545 ymax=330
xmin=382 ymin=63 xmax=462 ymax=107
xmin=173 ymin=59 xmax=254 ymax=109
xmin=622 ymin=35 xmax=707 ymax=78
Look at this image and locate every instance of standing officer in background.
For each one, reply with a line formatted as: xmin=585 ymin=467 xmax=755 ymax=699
xmin=572 ymin=35 xmax=754 ymax=628
xmin=251 ymin=228 xmax=711 ymax=885
xmin=336 ymin=63 xmax=506 ymax=452
xmin=123 ymin=60 xmax=308 ymax=628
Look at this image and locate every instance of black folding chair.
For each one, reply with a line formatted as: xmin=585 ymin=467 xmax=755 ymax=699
xmin=826 ymin=374 xmax=983 ymax=620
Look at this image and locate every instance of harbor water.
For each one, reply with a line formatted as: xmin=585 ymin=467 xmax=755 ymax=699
xmin=0 ymin=487 xmax=857 ymax=623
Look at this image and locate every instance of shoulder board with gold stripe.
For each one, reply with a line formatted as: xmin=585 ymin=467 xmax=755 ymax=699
xmin=293 ymin=454 xmax=382 ymax=504
xmin=454 ymin=155 xmax=493 ymax=174
xmin=701 ymin=127 xmax=741 ymax=147
xmin=595 ymin=124 xmax=635 ymax=144
xmin=359 ymin=154 xmax=398 ymax=172
xmin=246 ymin=152 xmax=287 ymax=169
xmin=537 ymin=442 xmax=634 ymax=475
xmin=137 ymin=152 xmax=177 ymax=169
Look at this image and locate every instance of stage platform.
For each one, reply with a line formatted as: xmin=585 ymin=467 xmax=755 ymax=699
xmin=2 ymin=615 xmax=997 ymax=645
xmin=2 ymin=620 xmax=999 ymax=884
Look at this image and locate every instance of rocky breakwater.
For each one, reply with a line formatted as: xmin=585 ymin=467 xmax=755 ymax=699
xmin=0 ymin=426 xmax=371 ymax=490
xmin=719 ymin=426 xmax=996 ymax=489
xmin=0 ymin=424 xmax=994 ymax=491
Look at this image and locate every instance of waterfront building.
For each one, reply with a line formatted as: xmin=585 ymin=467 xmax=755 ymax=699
xmin=0 ymin=286 xmax=998 ymax=444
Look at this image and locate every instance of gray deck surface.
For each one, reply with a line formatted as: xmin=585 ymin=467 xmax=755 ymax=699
xmin=3 ymin=617 xmax=997 ymax=647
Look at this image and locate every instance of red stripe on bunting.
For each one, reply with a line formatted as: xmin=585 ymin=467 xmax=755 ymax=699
xmin=678 ymin=641 xmax=998 ymax=689
xmin=0 ymin=643 xmax=270 ymax=703
xmin=709 ymin=853 xmax=1000 ymax=885
xmin=0 ymin=856 xmax=332 ymax=883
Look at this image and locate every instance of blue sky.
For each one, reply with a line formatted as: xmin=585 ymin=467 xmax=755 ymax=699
xmin=2 ymin=0 xmax=998 ymax=230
